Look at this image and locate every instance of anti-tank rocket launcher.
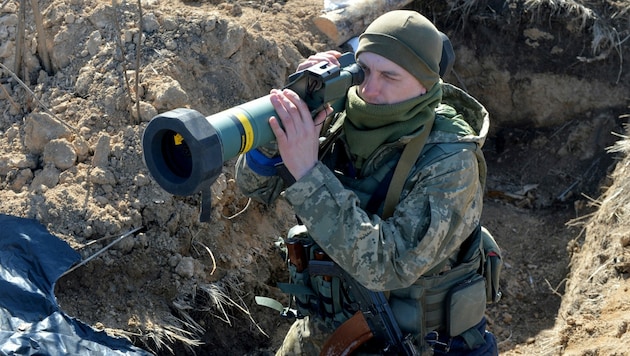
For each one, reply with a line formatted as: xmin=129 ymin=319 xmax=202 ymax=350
xmin=141 ymin=33 xmax=454 ymax=222
xmin=142 ymin=53 xmax=363 ymax=222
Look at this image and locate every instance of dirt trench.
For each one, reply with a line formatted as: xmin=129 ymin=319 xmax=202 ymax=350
xmin=0 ymin=0 xmax=629 ymax=355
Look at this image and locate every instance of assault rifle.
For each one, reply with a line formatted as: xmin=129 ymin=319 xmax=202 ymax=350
xmin=309 ymin=259 xmax=419 ymax=356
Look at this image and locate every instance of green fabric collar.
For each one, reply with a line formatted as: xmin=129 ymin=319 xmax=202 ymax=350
xmin=343 ymin=83 xmax=443 ymax=168
xmin=434 ymin=104 xmax=476 ymax=136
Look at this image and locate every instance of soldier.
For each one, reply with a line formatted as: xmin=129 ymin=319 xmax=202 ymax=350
xmin=236 ymin=10 xmax=499 ymax=355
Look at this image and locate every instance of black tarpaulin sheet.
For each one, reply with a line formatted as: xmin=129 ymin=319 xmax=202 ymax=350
xmin=0 ymin=214 xmax=151 ymax=356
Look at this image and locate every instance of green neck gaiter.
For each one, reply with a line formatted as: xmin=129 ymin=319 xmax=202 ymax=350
xmin=343 ymin=83 xmax=443 ymax=166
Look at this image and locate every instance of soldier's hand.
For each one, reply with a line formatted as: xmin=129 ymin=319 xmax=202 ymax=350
xmin=296 ymin=50 xmax=343 ymax=71
xmin=268 ymin=88 xmax=331 ymax=181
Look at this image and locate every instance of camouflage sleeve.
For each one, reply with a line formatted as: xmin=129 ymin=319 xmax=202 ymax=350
xmin=282 ymin=148 xmax=483 ymax=291
xmin=234 ymin=153 xmax=285 ymax=206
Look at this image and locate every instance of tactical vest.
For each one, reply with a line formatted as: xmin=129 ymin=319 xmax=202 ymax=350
xmin=272 ymin=109 xmax=502 ymax=352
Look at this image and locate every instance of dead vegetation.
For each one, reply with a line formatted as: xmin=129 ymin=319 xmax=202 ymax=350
xmin=0 ymin=0 xmax=629 ymax=354
xmin=524 ymin=0 xmax=630 ymax=81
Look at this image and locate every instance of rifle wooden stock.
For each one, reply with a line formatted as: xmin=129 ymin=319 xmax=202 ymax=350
xmin=320 ymin=311 xmax=374 ymax=356
xmin=309 ymin=260 xmax=419 ymax=355
xmin=286 ymin=239 xmax=307 ymax=272
xmin=314 ymin=250 xmax=333 ymax=281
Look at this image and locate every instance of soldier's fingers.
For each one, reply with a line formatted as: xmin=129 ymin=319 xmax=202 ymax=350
xmin=281 ymin=89 xmax=312 ymax=125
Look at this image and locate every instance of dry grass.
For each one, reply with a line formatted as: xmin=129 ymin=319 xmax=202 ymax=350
xmin=112 ymin=0 xmax=135 ymax=119
xmin=10 ymin=0 xmax=52 ymax=78
xmin=442 ymin=0 xmax=628 ymax=82
xmin=568 ymin=121 xmax=630 ymax=229
xmin=447 ymin=0 xmax=478 ymax=19
xmin=98 ymin=273 xmax=270 ymax=354
xmin=117 ymin=273 xmax=270 ymax=353
xmin=525 ymin=0 xmax=595 ymax=32
xmin=1 ymin=0 xmax=13 ymax=10
xmin=102 ymin=317 xmax=204 ymax=355
xmin=30 ymin=0 xmax=51 ymax=74
xmin=194 ymin=274 xmax=269 ymax=337
xmin=443 ymin=0 xmax=480 ymax=31
xmin=600 ymin=125 xmax=630 ymax=224
xmin=525 ymin=0 xmax=627 ymax=81
xmin=111 ymin=0 xmax=142 ymax=123
xmin=606 ymin=124 xmax=630 ymax=155
xmin=14 ymin=0 xmax=25 ymax=79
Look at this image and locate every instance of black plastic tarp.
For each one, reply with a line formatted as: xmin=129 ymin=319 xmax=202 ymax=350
xmin=0 ymin=214 xmax=152 ymax=356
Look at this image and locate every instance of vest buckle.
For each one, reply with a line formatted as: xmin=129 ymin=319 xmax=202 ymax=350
xmin=425 ymin=330 xmax=452 ymax=353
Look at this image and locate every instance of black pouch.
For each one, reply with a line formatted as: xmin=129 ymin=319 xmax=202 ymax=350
xmin=446 ymin=274 xmax=486 ymax=337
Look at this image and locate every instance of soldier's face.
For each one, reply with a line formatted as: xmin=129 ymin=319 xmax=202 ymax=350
xmin=356 ymin=52 xmax=427 ymax=105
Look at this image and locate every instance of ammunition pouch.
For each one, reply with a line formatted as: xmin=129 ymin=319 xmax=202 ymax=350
xmin=446 ymin=273 xmax=486 ymax=338
xmin=279 ymin=261 xmax=356 ymax=327
xmin=277 ymin=226 xmax=355 ymax=327
xmin=388 ymin=254 xmax=483 ymax=337
xmin=284 ymin=264 xmax=315 ymax=314
xmin=390 ymin=224 xmax=502 ymax=351
xmin=276 ymin=224 xmax=502 ymax=351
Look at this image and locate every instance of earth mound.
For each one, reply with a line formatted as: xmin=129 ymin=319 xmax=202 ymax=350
xmin=0 ymin=0 xmax=628 ymax=354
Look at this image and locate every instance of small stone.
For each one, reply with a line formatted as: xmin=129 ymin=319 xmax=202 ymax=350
xmin=175 ymin=257 xmax=194 ymax=278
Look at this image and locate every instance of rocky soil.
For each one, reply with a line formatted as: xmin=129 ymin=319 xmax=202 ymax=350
xmin=0 ymin=0 xmax=629 ymax=355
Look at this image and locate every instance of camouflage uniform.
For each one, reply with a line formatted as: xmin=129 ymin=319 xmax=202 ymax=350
xmin=235 ymin=82 xmax=491 ymax=355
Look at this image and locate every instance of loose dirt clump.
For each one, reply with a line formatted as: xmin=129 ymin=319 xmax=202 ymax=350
xmin=0 ymin=0 xmax=629 ymax=355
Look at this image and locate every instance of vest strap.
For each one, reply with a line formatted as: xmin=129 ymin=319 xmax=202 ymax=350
xmin=460 ymin=326 xmax=486 ymax=350
xmin=254 ymin=296 xmax=285 ymax=314
xmin=383 ymin=119 xmax=434 ymax=219
xmin=277 ymin=282 xmax=316 ymax=296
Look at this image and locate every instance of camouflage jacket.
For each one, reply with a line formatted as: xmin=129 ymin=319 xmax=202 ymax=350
xmin=235 ymin=82 xmax=489 ymax=292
